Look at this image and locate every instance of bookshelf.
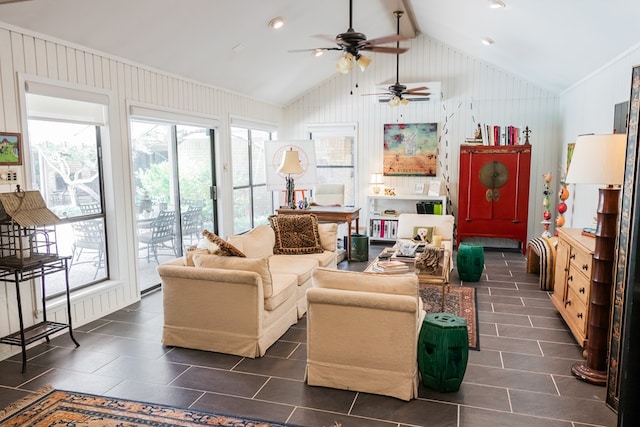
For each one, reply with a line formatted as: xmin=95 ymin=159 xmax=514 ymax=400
xmin=368 ymin=195 xmax=447 ymax=242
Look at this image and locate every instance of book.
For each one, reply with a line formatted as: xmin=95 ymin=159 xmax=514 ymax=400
xmin=373 ymin=260 xmax=410 ymax=272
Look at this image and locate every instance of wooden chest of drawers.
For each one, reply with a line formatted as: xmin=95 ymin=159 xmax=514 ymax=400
xmin=550 ymin=228 xmax=595 ymax=347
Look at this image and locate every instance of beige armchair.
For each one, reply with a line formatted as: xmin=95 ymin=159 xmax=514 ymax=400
xmin=306 ymin=268 xmax=425 ymax=401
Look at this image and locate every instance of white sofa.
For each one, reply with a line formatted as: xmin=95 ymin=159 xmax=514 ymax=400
xmin=306 ymin=268 xmax=425 ymax=401
xmin=159 ymin=222 xmax=338 ymax=358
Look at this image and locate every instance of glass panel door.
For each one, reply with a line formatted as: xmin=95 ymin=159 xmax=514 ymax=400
xmin=131 ymin=120 xmax=215 ymax=292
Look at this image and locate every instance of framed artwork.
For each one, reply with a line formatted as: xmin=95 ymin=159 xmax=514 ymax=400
xmin=0 ymin=132 xmax=22 ymax=166
xmin=383 ymin=123 xmax=438 ymax=176
xmin=414 ymin=183 xmax=425 ymax=194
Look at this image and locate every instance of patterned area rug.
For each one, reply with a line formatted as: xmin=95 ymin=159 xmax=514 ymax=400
xmin=0 ymin=388 xmax=300 ymax=426
xmin=419 ymin=284 xmax=479 ymax=350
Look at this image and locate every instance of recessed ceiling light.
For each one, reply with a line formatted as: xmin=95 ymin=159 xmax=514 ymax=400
xmin=489 ymin=0 xmax=506 ymax=8
xmin=268 ymin=16 xmax=285 ymax=29
xmin=481 ymin=37 xmax=495 ymax=46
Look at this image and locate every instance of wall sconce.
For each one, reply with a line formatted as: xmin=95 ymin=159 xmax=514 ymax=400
xmin=565 ymin=133 xmax=626 ymax=385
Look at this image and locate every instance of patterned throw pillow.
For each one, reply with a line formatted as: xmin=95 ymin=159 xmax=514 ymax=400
xmin=412 ymin=226 xmax=434 ymax=243
xmin=202 ymin=230 xmax=246 ymax=257
xmin=268 ymin=214 xmax=324 ymax=255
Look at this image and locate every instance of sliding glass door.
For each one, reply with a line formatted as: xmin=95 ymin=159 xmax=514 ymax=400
xmin=131 ymin=120 xmax=216 ymax=292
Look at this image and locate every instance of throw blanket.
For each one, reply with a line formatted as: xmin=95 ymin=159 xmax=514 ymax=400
xmin=526 ymin=236 xmax=558 ymax=291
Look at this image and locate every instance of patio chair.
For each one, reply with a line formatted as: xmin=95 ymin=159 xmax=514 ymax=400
xmin=70 ymin=219 xmax=106 ymax=280
xmin=181 ymin=205 xmax=203 ymax=245
xmin=139 ymin=210 xmax=177 ymax=264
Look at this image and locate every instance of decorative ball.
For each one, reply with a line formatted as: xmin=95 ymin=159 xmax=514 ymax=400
xmin=544 ymin=211 xmax=552 ymax=220
xmin=556 ymin=216 xmax=566 ymax=227
xmin=559 ymin=186 xmax=570 ymax=201
xmin=558 ymin=202 xmax=567 ymax=214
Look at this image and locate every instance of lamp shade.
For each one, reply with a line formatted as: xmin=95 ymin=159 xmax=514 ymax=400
xmin=278 ymin=149 xmax=304 ymax=174
xmin=565 ymin=134 xmax=626 ymax=185
xmin=370 ymin=173 xmax=384 ymax=185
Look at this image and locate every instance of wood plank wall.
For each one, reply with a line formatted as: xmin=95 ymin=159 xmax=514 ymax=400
xmin=282 ymin=35 xmax=560 ymax=249
xmin=0 ymin=22 xmax=283 ymax=359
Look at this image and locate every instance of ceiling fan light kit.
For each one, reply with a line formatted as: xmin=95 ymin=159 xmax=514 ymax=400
xmin=292 ymin=0 xmax=408 ymax=74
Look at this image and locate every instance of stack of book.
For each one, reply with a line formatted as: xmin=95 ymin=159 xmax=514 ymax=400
xmin=372 ymin=259 xmax=410 ymax=273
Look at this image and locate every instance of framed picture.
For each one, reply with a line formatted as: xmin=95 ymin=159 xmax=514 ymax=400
xmin=0 ymin=132 xmax=22 ymax=166
xmin=414 ymin=183 xmax=425 ymax=194
xmin=383 ymin=123 xmax=438 ymax=176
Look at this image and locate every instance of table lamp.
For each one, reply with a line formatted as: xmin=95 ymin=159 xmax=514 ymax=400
xmin=564 ymin=133 xmax=626 ymax=385
xmin=370 ymin=173 xmax=384 ymax=194
xmin=278 ymin=149 xmax=304 ymax=209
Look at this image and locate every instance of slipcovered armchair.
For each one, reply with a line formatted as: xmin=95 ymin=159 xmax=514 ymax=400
xmin=311 ymin=184 xmax=345 ymax=206
xmin=306 ymin=268 xmax=425 ymax=401
xmin=396 ymin=213 xmax=455 ymax=270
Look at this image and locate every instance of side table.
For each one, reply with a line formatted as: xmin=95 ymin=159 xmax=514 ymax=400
xmin=0 ymin=255 xmax=79 ymax=372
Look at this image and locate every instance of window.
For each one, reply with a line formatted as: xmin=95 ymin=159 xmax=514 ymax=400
xmin=231 ymin=125 xmax=277 ymax=234
xmin=309 ymin=125 xmax=356 ymax=206
xmin=25 ymin=91 xmax=109 ymax=298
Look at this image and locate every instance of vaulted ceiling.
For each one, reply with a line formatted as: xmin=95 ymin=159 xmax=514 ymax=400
xmin=1 ymin=0 xmax=638 ymax=105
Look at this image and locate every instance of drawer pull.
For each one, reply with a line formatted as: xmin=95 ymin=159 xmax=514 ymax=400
xmin=570 ymin=253 xmax=576 ymax=260
xmin=568 ymin=275 xmax=573 ymax=282
xmin=565 ymin=300 xmax=572 ymax=308
xmin=577 ymin=312 xmax=583 ymax=319
xmin=579 ymin=287 xmax=586 ymax=294
xmin=582 ymin=264 xmax=589 ymax=271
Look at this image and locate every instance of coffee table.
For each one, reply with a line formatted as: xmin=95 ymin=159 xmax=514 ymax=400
xmin=365 ymin=246 xmax=451 ymax=311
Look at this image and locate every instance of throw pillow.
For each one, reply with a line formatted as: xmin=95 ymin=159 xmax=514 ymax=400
xmin=268 ymin=214 xmax=324 ymax=255
xmin=202 ymin=229 xmax=246 ymax=257
xmin=183 ymin=248 xmax=208 ymax=267
xmin=412 ymin=226 xmax=434 ymax=243
xmin=193 ymin=253 xmax=274 ymax=298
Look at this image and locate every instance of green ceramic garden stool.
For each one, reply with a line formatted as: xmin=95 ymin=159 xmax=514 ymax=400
xmin=456 ymin=242 xmax=485 ymax=282
xmin=350 ymin=234 xmax=369 ymax=262
xmin=418 ymin=313 xmax=469 ymax=392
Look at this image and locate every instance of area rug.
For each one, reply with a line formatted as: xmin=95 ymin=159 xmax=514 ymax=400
xmin=0 ymin=388 xmax=300 ymax=427
xmin=419 ymin=284 xmax=479 ymax=350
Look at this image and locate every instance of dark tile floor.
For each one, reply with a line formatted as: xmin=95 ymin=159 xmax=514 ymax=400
xmin=0 ymin=245 xmax=618 ymax=426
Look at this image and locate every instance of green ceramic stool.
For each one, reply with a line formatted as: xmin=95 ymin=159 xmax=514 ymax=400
xmin=418 ymin=312 xmax=469 ymax=392
xmin=456 ymin=242 xmax=485 ymax=282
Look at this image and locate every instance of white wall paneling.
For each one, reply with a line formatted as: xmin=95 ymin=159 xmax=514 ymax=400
xmin=283 ymin=35 xmax=561 ymax=248
xmin=0 ymin=22 xmax=283 ymax=360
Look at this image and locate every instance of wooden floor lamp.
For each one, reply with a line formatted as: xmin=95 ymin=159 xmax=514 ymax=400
xmin=565 ymin=133 xmax=627 ymax=385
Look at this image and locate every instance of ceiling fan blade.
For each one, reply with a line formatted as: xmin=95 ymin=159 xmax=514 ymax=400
xmin=313 ymin=34 xmax=339 ymax=44
xmin=361 ymin=93 xmax=392 ymax=96
xmin=365 ymin=34 xmax=409 ymax=46
xmin=405 ymin=87 xmax=429 ymax=93
xmin=363 ymin=46 xmax=408 ymax=54
xmin=288 ymin=47 xmax=340 ymax=53
xmin=404 ymin=92 xmax=431 ymax=96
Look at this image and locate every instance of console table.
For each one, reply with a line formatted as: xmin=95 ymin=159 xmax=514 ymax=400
xmin=276 ymin=206 xmax=361 ymax=260
xmin=0 ymin=255 xmax=79 ymax=372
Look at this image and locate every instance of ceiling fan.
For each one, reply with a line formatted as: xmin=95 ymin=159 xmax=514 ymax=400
xmin=290 ymin=0 xmax=409 ymax=74
xmin=363 ymin=11 xmax=430 ymax=106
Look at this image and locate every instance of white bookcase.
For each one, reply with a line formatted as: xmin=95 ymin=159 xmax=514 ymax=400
xmin=368 ymin=195 xmax=448 ymax=242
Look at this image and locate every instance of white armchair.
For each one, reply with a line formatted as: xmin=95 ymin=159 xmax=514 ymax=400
xmin=312 ymin=184 xmax=345 ymax=206
xmin=396 ymin=213 xmax=455 ymax=269
xmin=306 ymin=268 xmax=425 ymax=401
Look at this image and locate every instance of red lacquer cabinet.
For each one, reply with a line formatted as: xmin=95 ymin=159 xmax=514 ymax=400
xmin=457 ymin=145 xmax=531 ymax=253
